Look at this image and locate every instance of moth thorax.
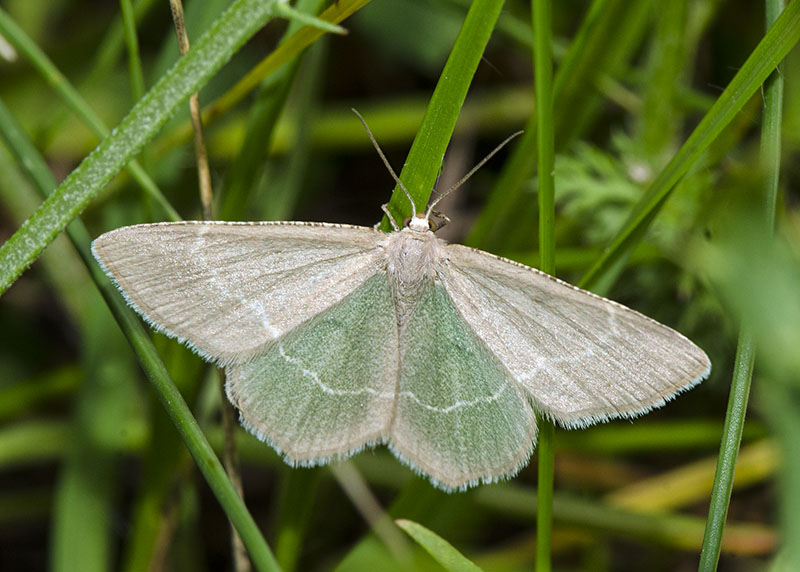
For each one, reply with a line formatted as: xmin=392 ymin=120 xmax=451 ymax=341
xmin=387 ymin=231 xmax=442 ymax=281
xmin=385 ymin=230 xmax=444 ymax=326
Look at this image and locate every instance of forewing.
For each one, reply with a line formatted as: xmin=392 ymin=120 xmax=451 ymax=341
xmin=226 ymin=273 xmax=397 ymax=463
xmin=443 ymin=245 xmax=711 ymax=428
xmin=390 ymin=281 xmax=536 ymax=491
xmin=92 ymin=221 xmax=384 ymax=364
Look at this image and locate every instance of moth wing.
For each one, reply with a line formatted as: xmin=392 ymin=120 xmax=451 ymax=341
xmin=442 ymin=244 xmax=711 ymax=428
xmin=226 ymin=273 xmax=398 ymax=463
xmin=92 ymin=221 xmax=386 ymax=364
xmin=390 ymin=281 xmax=536 ymax=491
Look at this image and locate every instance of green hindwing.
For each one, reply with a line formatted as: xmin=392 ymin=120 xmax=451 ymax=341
xmin=226 ymin=273 xmax=398 ymax=464
xmin=391 ymin=283 xmax=536 ymax=490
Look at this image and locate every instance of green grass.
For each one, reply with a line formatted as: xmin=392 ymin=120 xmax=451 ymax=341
xmin=1 ymin=0 xmax=798 ymax=570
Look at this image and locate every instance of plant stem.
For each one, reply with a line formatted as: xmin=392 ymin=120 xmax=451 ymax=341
xmin=533 ymin=0 xmax=555 ymax=569
xmin=698 ymin=1 xmax=784 ymax=569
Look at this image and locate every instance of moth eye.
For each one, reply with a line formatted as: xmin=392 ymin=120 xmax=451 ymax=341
xmin=402 ymin=216 xmax=412 ymax=227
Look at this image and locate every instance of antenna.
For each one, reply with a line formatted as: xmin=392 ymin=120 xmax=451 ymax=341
xmin=352 ymin=109 xmax=417 ymax=218
xmin=425 ymin=131 xmax=524 ymax=218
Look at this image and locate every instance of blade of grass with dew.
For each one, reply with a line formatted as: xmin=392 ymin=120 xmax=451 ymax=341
xmin=532 ymin=0 xmax=556 ymax=570
xmin=0 ymin=148 xmax=92 ymax=321
xmin=378 ymin=0 xmax=507 ymax=228
xmin=0 ymin=97 xmax=281 ymax=572
xmin=396 ymin=520 xmax=483 ymax=572
xmin=578 ymin=0 xmax=800 ymax=291
xmin=0 ymin=0 xmax=284 ymax=296
xmin=0 ymin=8 xmax=178 ymax=221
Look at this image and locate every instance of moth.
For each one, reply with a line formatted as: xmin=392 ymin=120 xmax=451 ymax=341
xmin=92 ymin=133 xmax=710 ymax=491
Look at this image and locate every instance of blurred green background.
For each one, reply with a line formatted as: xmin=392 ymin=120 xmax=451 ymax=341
xmin=0 ymin=0 xmax=798 ymax=570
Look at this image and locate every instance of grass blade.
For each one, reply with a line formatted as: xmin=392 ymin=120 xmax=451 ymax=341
xmin=0 ymin=0 xmax=282 ymax=296
xmin=467 ymin=0 xmax=650 ymax=250
xmin=379 ymin=0 xmax=507 ymax=228
xmin=532 ymin=0 xmax=556 ymax=569
xmin=579 ymin=0 xmax=800 ymax=291
xmin=698 ymin=1 xmax=785 ymax=569
xmin=0 ymin=7 xmax=177 ymax=220
xmin=396 ymin=520 xmax=483 ymax=572
xmin=697 ymin=331 xmax=756 ymax=570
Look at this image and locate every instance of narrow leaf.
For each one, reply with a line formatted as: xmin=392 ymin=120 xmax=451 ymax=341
xmin=395 ymin=519 xmax=483 ymax=572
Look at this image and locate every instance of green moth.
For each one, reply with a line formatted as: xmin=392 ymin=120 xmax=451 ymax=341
xmin=92 ymin=201 xmax=710 ymax=490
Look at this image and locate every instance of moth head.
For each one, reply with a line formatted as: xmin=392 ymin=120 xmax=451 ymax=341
xmin=403 ymin=211 xmax=449 ymax=233
xmin=406 ymin=213 xmax=433 ymax=233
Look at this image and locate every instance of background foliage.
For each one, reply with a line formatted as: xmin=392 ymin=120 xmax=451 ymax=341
xmin=0 ymin=0 xmax=798 ymax=570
